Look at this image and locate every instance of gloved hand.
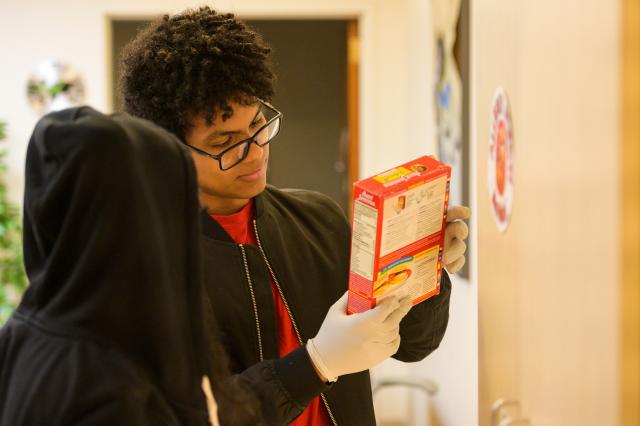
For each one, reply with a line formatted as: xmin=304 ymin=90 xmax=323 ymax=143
xmin=201 ymin=376 xmax=220 ymax=426
xmin=443 ymin=205 xmax=471 ymax=273
xmin=306 ymin=292 xmax=413 ymax=382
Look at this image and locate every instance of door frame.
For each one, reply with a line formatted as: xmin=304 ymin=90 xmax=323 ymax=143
xmin=620 ymin=0 xmax=640 ymax=424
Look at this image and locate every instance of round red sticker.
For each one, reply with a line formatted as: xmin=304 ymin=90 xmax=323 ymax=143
xmin=488 ymin=88 xmax=513 ymax=232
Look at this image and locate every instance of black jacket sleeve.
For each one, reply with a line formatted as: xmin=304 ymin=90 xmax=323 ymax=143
xmin=233 ymin=347 xmax=332 ymax=426
xmin=393 ymin=270 xmax=452 ymax=362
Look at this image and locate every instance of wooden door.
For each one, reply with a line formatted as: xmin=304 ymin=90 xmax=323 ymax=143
xmin=245 ymin=19 xmax=352 ymax=213
xmin=475 ymin=0 xmax=620 ymax=424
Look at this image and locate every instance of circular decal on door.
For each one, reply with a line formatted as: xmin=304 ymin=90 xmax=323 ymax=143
xmin=488 ymin=88 xmax=513 ymax=232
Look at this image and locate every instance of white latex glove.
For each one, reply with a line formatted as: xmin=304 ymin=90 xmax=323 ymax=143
xmin=306 ymin=292 xmax=413 ymax=382
xmin=201 ymin=376 xmax=220 ymax=426
xmin=443 ymin=205 xmax=471 ymax=273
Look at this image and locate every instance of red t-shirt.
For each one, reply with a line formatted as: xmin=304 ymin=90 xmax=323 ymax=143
xmin=212 ymin=200 xmax=330 ymax=426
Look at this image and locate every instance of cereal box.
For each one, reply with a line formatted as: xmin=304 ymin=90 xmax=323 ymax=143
xmin=347 ymin=156 xmax=451 ymax=313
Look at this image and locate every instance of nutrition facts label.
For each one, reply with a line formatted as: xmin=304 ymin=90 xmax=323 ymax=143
xmin=412 ymin=246 xmax=439 ymax=296
xmin=380 ymin=175 xmax=447 ymax=257
xmin=350 ymin=201 xmax=379 ymax=280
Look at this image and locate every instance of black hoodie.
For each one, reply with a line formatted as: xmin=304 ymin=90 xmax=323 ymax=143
xmin=0 ymin=107 xmax=211 ymax=425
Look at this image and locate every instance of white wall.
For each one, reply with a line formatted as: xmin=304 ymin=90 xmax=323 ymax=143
xmin=372 ymin=1 xmax=478 ymax=425
xmin=0 ymin=1 xmax=478 ymax=424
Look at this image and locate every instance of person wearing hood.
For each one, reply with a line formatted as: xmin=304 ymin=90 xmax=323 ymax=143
xmin=0 ymin=107 xmax=260 ymax=425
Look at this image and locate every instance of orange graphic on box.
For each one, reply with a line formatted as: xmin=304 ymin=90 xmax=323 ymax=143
xmin=373 ymin=267 xmax=412 ymax=297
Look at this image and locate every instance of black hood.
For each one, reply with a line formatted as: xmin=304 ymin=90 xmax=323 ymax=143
xmin=18 ymin=106 xmax=208 ymax=417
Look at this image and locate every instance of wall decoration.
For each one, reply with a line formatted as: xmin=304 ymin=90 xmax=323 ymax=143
xmin=433 ymin=0 xmax=470 ymax=278
xmin=26 ymin=60 xmax=86 ymax=115
xmin=432 ymin=0 xmax=463 ymax=207
xmin=488 ymin=88 xmax=514 ymax=232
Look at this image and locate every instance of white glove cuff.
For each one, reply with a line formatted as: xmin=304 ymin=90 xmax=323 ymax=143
xmin=306 ymin=339 xmax=338 ymax=383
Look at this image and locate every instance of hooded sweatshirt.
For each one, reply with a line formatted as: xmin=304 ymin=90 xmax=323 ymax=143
xmin=0 ymin=107 xmax=211 ymax=425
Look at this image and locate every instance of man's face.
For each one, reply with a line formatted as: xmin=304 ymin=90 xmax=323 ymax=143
xmin=185 ymin=100 xmax=269 ymax=214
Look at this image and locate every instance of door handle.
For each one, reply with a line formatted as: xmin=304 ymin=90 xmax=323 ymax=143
xmin=491 ymin=398 xmax=530 ymax=426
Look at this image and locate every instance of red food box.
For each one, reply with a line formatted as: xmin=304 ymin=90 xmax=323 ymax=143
xmin=347 ymin=156 xmax=451 ymax=314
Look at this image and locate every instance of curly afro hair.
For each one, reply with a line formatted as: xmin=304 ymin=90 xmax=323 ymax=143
xmin=119 ymin=7 xmax=275 ymax=141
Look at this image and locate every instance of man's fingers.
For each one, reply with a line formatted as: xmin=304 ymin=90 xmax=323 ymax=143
xmin=445 ymin=220 xmax=469 ymax=242
xmin=359 ymin=295 xmax=400 ymax=323
xmin=383 ymin=296 xmax=413 ymax=325
xmin=443 ymin=238 xmax=466 ymax=265
xmin=389 ymin=335 xmax=401 ymax=354
xmin=370 ymin=325 xmax=400 ymax=344
xmin=330 ymin=291 xmax=350 ymax=314
xmin=446 ymin=205 xmax=471 ymax=222
xmin=445 ymin=256 xmax=466 ymax=274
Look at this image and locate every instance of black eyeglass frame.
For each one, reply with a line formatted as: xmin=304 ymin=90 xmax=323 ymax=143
xmin=186 ymin=99 xmax=282 ymax=171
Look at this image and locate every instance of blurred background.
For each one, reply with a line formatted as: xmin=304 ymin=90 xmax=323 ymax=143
xmin=0 ymin=0 xmax=638 ymax=425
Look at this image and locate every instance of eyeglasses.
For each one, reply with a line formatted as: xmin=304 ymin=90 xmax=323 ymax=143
xmin=186 ymin=99 xmax=282 ymax=171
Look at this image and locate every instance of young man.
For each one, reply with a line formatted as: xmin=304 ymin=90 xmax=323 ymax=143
xmin=120 ymin=7 xmax=470 ymax=425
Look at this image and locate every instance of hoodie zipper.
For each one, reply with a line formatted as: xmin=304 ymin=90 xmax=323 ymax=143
xmin=239 ymin=244 xmax=264 ymax=362
xmin=252 ymin=220 xmax=338 ymax=426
